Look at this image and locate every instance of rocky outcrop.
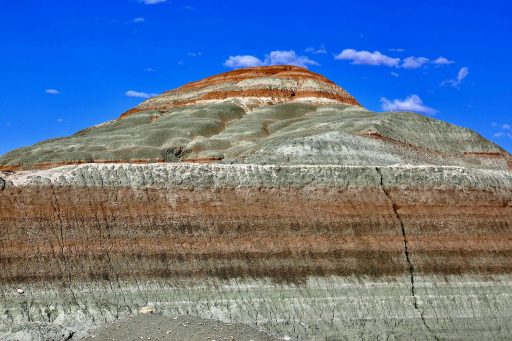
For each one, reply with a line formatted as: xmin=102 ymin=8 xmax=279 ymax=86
xmin=2 ymin=164 xmax=510 ymax=281
xmin=1 ymin=164 xmax=511 ymax=340
xmin=1 ymin=65 xmax=509 ymax=171
xmin=1 ymin=66 xmax=512 ymax=340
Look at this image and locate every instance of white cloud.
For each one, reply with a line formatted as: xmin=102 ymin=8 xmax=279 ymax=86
xmin=140 ymin=0 xmax=166 ymax=4
xmin=390 ymin=72 xmax=399 ymax=77
xmin=133 ymin=17 xmax=145 ymax=23
xmin=491 ymin=122 xmax=512 ymax=139
xmin=403 ymin=55 xmax=456 ymax=69
xmin=223 ymin=55 xmax=265 ymax=68
xmin=187 ymin=52 xmax=202 ymax=57
xmin=335 ymin=49 xmax=400 ymax=67
xmin=57 ymin=118 xmax=63 ymax=123
xmin=266 ymin=50 xmax=319 ymax=67
xmin=402 ymin=56 xmax=430 ymax=69
xmin=433 ymin=56 xmax=454 ymax=65
xmin=305 ymin=46 xmax=327 ymax=54
xmin=441 ymin=66 xmax=469 ymax=87
xmin=45 ymin=89 xmax=60 ymax=95
xmin=145 ymin=67 xmax=156 ymax=72
xmin=456 ymin=66 xmax=469 ymax=81
xmin=493 ymin=131 xmax=512 ymax=139
xmin=125 ymin=90 xmax=157 ymax=99
xmin=380 ymin=94 xmax=438 ymax=115
xmin=336 ymin=48 xmax=455 ymax=70
xmin=224 ymin=50 xmax=318 ymax=69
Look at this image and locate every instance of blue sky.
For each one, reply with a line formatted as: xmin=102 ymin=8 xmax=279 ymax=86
xmin=1 ymin=0 xmax=511 ymax=155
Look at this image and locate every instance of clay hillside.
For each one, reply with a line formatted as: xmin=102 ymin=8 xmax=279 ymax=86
xmin=0 ymin=66 xmax=511 ymax=341
xmin=0 ymin=65 xmax=510 ymax=170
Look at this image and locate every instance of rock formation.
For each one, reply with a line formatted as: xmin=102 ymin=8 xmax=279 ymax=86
xmin=0 ymin=66 xmax=511 ymax=340
xmin=120 ymin=65 xmax=361 ymax=116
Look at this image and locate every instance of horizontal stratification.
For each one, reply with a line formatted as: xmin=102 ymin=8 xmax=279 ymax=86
xmin=0 ymin=186 xmax=406 ymax=282
xmin=119 ymin=65 xmax=361 ymax=118
xmin=0 ymin=164 xmax=511 ymax=284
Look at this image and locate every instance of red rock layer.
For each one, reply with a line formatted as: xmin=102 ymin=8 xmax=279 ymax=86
xmin=1 ymin=184 xmax=510 ymax=284
xmin=177 ymin=65 xmax=340 ymax=90
xmin=119 ymin=65 xmax=361 ymax=119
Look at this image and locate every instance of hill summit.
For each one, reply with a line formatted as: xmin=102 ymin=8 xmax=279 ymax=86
xmin=121 ymin=65 xmax=361 ymax=117
xmin=1 ymin=66 xmax=512 ymax=340
xmin=0 ymin=65 xmax=510 ymax=170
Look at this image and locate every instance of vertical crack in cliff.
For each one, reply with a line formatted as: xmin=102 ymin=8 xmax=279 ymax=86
xmin=0 ymin=175 xmax=5 ymax=191
xmin=375 ymin=167 xmax=438 ymax=340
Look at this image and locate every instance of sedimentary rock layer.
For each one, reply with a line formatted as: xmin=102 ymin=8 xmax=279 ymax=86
xmin=120 ymin=65 xmax=361 ymax=117
xmin=1 ymin=164 xmax=511 ymax=339
xmin=1 ymin=65 xmax=510 ymax=171
xmin=1 ymin=65 xmax=512 ymax=340
xmin=1 ymin=164 xmax=510 ymax=282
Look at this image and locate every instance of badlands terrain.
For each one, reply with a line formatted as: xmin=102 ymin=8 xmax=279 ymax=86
xmin=0 ymin=65 xmax=511 ymax=340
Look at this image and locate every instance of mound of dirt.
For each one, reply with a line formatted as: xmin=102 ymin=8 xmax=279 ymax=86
xmin=1 ymin=65 xmax=509 ymax=171
xmin=82 ymin=315 xmax=277 ymax=341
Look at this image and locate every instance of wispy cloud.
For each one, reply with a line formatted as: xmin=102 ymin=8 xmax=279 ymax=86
xmin=305 ymin=46 xmax=327 ymax=54
xmin=335 ymin=49 xmax=400 ymax=67
xmin=441 ymin=66 xmax=469 ymax=87
xmin=402 ymin=56 xmax=430 ymax=69
xmin=336 ymin=49 xmax=455 ymax=70
xmin=224 ymin=50 xmax=318 ymax=69
xmin=494 ymin=132 xmax=512 ymax=139
xmin=187 ymin=52 xmax=202 ymax=57
xmin=140 ymin=0 xmax=166 ymax=4
xmin=145 ymin=67 xmax=156 ymax=72
xmin=433 ymin=56 xmax=454 ymax=65
xmin=492 ymin=122 xmax=512 ymax=139
xmin=380 ymin=94 xmax=438 ymax=115
xmin=125 ymin=90 xmax=157 ymax=99
xmin=267 ymin=50 xmax=318 ymax=67
xmin=45 ymin=89 xmax=60 ymax=95
xmin=224 ymin=55 xmax=265 ymax=68
xmin=132 ymin=17 xmax=145 ymax=23
xmin=390 ymin=72 xmax=399 ymax=77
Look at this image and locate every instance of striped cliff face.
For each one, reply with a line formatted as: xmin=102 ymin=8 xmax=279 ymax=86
xmin=119 ymin=65 xmax=361 ymax=118
xmin=1 ymin=164 xmax=512 ymax=340
xmin=1 ymin=66 xmax=512 ymax=340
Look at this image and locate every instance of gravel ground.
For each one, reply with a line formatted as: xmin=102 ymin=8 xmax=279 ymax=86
xmin=81 ymin=315 xmax=278 ymax=341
